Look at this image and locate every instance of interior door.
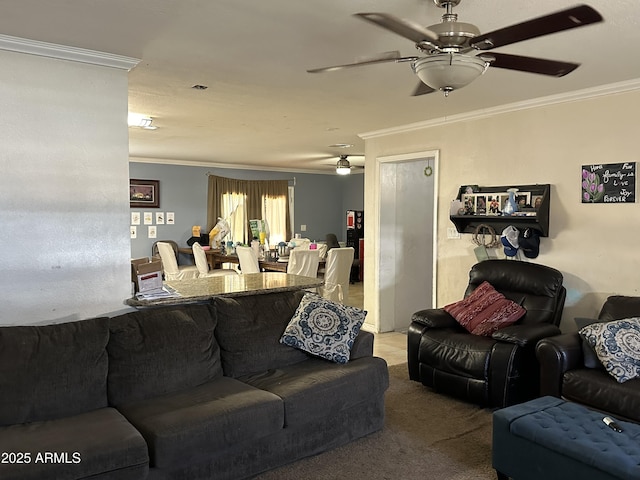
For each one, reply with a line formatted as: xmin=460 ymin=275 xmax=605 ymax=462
xmin=378 ymin=151 xmax=438 ymax=332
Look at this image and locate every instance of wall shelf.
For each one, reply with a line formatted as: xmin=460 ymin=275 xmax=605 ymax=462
xmin=450 ymin=184 xmax=551 ymax=237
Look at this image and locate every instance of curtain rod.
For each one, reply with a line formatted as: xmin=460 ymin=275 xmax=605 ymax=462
xmin=206 ymin=172 xmax=296 ymax=185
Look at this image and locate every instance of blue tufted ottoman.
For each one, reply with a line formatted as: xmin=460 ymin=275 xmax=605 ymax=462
xmin=493 ymin=396 xmax=640 ymax=480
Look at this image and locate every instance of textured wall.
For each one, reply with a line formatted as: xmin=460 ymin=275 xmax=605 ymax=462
xmin=364 ymin=87 xmax=640 ymax=332
xmin=0 ymin=49 xmax=132 ymax=325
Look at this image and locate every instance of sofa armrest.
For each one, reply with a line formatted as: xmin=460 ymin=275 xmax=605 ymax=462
xmin=350 ymin=330 xmax=374 ymax=360
xmin=411 ymin=308 xmax=459 ymax=329
xmin=536 ymin=333 xmax=584 ymax=397
xmin=492 ymin=324 xmax=561 ymax=347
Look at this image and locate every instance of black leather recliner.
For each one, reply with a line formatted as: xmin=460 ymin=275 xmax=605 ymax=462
xmin=536 ymin=295 xmax=640 ymax=423
xmin=408 ymin=259 xmax=566 ymax=408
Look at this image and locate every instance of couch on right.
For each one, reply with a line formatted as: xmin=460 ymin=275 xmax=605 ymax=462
xmin=536 ymin=295 xmax=640 ymax=423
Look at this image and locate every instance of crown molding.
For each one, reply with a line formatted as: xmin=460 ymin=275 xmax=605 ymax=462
xmin=128 ymin=156 xmax=356 ymax=176
xmin=360 ymin=78 xmax=640 ymax=139
xmin=0 ymin=34 xmax=140 ymax=71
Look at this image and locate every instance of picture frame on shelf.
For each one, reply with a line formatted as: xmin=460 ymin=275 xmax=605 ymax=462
xmin=475 ymin=195 xmax=487 ymax=215
xmin=457 ymin=185 xmax=479 ymax=199
xmin=532 ymin=195 xmax=544 ymax=210
xmin=487 ymin=195 xmax=501 ymax=215
xmin=462 ymin=194 xmax=476 ymax=215
xmin=130 ymin=179 xmax=159 ymax=208
xmin=500 ymin=194 xmax=510 ymax=212
xmin=515 ymin=191 xmax=532 ymax=209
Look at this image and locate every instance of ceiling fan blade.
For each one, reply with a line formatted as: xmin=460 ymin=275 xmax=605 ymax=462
xmin=412 ymin=82 xmax=436 ymax=96
xmin=355 ymin=12 xmax=439 ymax=44
xmin=307 ymin=51 xmax=418 ymax=73
xmin=470 ymin=4 xmax=603 ymax=51
xmin=480 ymin=52 xmax=579 ymax=77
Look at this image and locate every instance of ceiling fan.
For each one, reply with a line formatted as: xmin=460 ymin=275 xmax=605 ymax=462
xmin=335 ymin=155 xmax=363 ymax=175
xmin=308 ymin=1 xmax=603 ymax=96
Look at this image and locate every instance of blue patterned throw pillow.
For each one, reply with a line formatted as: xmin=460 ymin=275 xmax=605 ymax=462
xmin=579 ymin=318 xmax=640 ymax=383
xmin=280 ymin=293 xmax=367 ymax=364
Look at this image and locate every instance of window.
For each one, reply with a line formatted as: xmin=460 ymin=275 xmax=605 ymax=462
xmin=262 ymin=192 xmax=288 ymax=245
xmin=207 ymin=175 xmax=292 ymax=245
xmin=222 ymin=192 xmax=247 ymax=244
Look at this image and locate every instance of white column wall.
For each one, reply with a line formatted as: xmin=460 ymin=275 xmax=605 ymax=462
xmin=0 ymin=48 xmax=133 ymax=325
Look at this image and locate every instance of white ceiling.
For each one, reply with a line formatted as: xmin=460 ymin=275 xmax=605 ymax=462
xmin=2 ymin=0 xmax=639 ymax=173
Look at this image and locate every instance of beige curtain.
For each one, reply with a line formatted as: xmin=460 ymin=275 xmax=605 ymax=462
xmin=207 ymin=175 xmax=291 ymax=244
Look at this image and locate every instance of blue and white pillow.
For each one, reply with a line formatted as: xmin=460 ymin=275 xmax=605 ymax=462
xmin=280 ymin=293 xmax=367 ymax=364
xmin=579 ymin=318 xmax=640 ymax=383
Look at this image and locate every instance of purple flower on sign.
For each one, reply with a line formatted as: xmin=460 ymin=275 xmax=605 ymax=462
xmin=582 ymin=168 xmax=604 ymax=202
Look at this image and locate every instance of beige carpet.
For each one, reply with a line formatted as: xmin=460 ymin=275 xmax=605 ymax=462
xmin=254 ymin=363 xmax=496 ymax=480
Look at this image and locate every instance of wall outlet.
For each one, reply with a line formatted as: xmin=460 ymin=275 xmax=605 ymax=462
xmin=300 ymin=224 xmax=307 ymax=232
xmin=447 ymin=227 xmax=461 ymax=239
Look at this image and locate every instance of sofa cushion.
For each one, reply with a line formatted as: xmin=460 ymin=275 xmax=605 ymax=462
xmin=419 ymin=327 xmax=496 ymax=379
xmin=107 ymin=304 xmax=221 ymax=406
xmin=213 ymin=291 xmax=309 ymax=377
xmin=579 ymin=318 xmax=640 ymax=383
xmin=574 ymin=317 xmax=604 ymax=369
xmin=239 ymin=356 xmax=389 ymax=427
xmin=444 ymin=281 xmax=526 ymax=336
xmin=0 ymin=407 xmax=148 ymax=480
xmin=0 ymin=317 xmax=109 ymax=426
xmin=563 ymin=368 xmax=640 ymax=423
xmin=599 ymin=295 xmax=640 ymax=321
xmin=280 ymin=293 xmax=367 ymax=364
xmin=118 ymin=376 xmax=283 ymax=470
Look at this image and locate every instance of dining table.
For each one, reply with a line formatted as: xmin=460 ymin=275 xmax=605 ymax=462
xmin=178 ymin=247 xmax=324 ymax=273
xmin=210 ymin=252 xmax=291 ymax=272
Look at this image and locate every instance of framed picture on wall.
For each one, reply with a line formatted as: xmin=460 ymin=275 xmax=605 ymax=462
xmin=130 ymin=179 xmax=159 ymax=208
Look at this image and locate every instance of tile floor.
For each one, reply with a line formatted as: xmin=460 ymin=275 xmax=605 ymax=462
xmin=373 ymin=331 xmax=407 ymax=366
xmin=346 ymin=282 xmax=407 ymax=367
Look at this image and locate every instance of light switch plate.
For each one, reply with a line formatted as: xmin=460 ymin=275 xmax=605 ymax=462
xmin=447 ymin=227 xmax=461 ymax=239
xmin=300 ymin=224 xmax=307 ymax=232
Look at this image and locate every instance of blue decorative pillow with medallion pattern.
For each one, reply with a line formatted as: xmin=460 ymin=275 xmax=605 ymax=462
xmin=280 ymin=292 xmax=367 ymax=364
xmin=579 ymin=317 xmax=640 ymax=383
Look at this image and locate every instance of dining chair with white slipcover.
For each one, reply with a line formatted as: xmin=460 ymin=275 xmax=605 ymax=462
xmin=156 ymin=241 xmax=200 ymax=281
xmin=192 ymin=242 xmax=238 ymax=277
xmin=235 ymin=246 xmax=261 ymax=274
xmin=286 ymin=249 xmax=320 ymax=278
xmin=318 ymin=247 xmax=354 ymax=303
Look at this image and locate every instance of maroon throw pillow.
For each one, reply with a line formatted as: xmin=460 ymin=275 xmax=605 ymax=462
xmin=444 ymin=281 xmax=526 ymax=336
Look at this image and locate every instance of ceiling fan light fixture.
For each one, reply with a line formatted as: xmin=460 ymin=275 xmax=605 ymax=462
xmin=336 ymin=156 xmax=352 ymax=175
xmin=413 ymin=53 xmax=488 ymax=96
xmin=128 ymin=112 xmax=158 ymax=130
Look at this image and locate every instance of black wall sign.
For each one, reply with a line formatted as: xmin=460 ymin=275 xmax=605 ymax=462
xmin=581 ymin=162 xmax=636 ymax=203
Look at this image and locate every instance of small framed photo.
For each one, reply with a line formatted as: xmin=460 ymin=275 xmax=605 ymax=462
xmin=475 ymin=195 xmax=487 ymax=215
xmin=532 ymin=195 xmax=544 ymax=210
xmin=500 ymin=194 xmax=510 ymax=211
xmin=462 ymin=194 xmax=476 ymax=215
xmin=486 ymin=195 xmax=501 ymax=215
xmin=515 ymin=192 xmax=532 ymax=209
xmin=130 ymin=179 xmax=159 ymax=208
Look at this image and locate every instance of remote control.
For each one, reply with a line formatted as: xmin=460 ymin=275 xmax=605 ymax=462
xmin=603 ymin=416 xmax=624 ymax=433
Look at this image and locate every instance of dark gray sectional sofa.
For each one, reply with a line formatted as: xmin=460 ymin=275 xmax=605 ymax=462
xmin=0 ymin=290 xmax=389 ymax=480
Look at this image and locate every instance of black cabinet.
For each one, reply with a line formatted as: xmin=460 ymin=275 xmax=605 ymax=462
xmin=346 ymin=210 xmax=364 ymax=256
xmin=450 ymin=184 xmax=551 ymax=237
